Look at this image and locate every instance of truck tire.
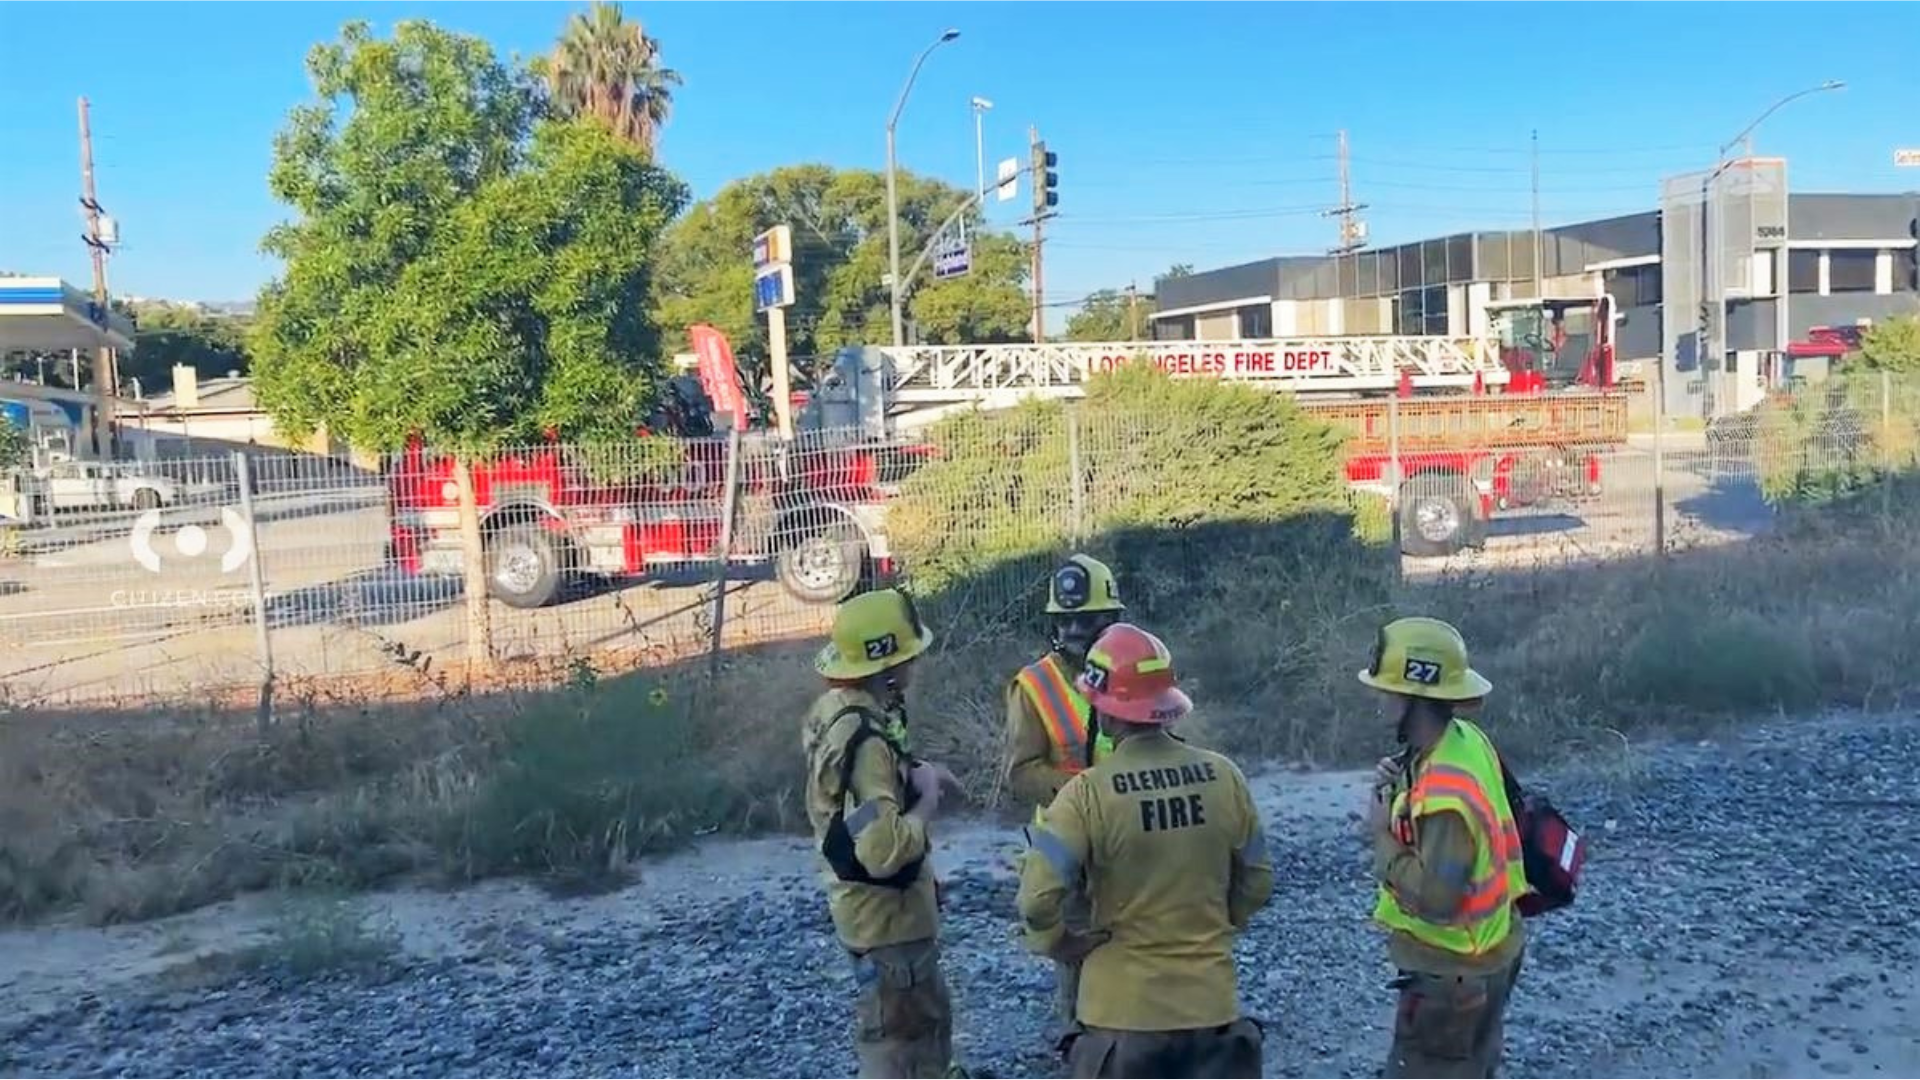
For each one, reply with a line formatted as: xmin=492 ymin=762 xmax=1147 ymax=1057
xmin=777 ymin=516 xmax=867 ymax=604
xmin=1398 ymin=474 xmax=1485 ymax=558
xmin=485 ymin=522 xmax=562 ymax=609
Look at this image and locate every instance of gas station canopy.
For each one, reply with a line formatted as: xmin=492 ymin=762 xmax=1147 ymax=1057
xmin=0 ymin=276 xmax=136 ymax=352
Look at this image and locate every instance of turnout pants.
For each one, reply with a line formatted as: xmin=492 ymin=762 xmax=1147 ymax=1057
xmin=1067 ymin=1018 xmax=1264 ymax=1079
xmin=849 ymin=937 xmax=954 ymax=1079
xmin=1386 ymin=944 xmax=1526 ymax=1079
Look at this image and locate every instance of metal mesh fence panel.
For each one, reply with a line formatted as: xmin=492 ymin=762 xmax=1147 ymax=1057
xmin=3 ymin=374 xmax=1917 ymax=707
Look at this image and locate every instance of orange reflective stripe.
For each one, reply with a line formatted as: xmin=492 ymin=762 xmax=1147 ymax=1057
xmin=1018 ymin=657 xmax=1089 ymax=772
xmin=1411 ymin=768 xmax=1521 ymax=862
xmin=1409 ymin=766 xmax=1524 ymax=923
xmin=1449 ymin=872 xmax=1512 ymax=923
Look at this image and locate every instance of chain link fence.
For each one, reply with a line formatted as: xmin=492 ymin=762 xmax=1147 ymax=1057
xmin=3 ymin=371 xmax=1915 ymax=708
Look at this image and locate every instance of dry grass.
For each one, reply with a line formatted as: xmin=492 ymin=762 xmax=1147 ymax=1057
xmin=3 ymin=479 xmax=1917 ymax=927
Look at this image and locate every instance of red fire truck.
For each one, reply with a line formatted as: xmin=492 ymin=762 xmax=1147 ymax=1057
xmin=383 ymin=329 xmax=932 ymax=609
xmin=877 ymin=292 xmax=1626 ymax=557
xmin=384 ymin=297 xmax=1626 ymax=607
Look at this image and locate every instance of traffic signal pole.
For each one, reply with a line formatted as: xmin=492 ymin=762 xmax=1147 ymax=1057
xmin=1027 ymin=125 xmax=1058 ymax=344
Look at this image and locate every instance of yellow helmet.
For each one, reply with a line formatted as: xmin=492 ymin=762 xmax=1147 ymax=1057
xmin=1357 ymin=616 xmax=1493 ymax=701
xmin=815 ymin=588 xmax=936 ymax=681
xmin=1046 ymin=553 xmax=1125 ymax=615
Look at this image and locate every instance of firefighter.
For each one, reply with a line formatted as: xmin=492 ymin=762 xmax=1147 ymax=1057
xmin=1004 ymin=553 xmax=1126 ymax=1043
xmin=1016 ymin=623 xmax=1273 ymax=1080
xmin=804 ymin=587 xmax=962 ymax=1079
xmin=1359 ymin=616 xmax=1528 ymax=1079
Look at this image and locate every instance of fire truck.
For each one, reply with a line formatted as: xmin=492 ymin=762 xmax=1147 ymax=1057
xmin=384 ymin=295 xmax=1626 ymax=608
xmin=876 ymin=292 xmax=1626 ymax=556
xmin=383 ymin=329 xmax=932 ymax=610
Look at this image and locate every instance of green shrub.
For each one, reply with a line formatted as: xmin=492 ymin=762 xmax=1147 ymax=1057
xmin=1617 ymin=609 xmax=1818 ymax=714
xmin=1757 ymin=373 xmax=1920 ymax=507
xmin=448 ymin=671 xmax=731 ymax=889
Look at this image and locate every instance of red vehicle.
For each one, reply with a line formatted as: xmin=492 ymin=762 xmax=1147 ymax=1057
xmin=383 ymin=338 xmax=931 ymax=609
xmin=1331 ymin=294 xmax=1624 ymax=555
xmin=874 ymin=294 xmax=1625 ymax=557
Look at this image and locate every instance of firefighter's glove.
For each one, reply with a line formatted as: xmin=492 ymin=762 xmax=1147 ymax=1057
xmin=1049 ymin=929 xmax=1112 ymax=965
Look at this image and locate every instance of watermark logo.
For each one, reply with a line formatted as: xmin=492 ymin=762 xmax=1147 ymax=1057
xmin=129 ymin=506 xmax=255 ymax=574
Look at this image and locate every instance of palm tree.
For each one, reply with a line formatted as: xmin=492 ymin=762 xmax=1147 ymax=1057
xmin=545 ymin=1 xmax=681 ymax=153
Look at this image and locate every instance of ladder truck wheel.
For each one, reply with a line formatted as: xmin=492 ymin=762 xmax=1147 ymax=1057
xmin=776 ymin=515 xmax=868 ymax=605
xmin=485 ymin=522 xmax=563 ymax=609
xmin=1398 ymin=472 xmax=1484 ymax=558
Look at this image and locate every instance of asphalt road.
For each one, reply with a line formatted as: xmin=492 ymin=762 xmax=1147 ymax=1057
xmin=0 ymin=447 xmax=1770 ymax=705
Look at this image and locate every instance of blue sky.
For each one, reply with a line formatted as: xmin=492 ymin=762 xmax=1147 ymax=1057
xmin=3 ymin=1 xmax=1917 ymax=330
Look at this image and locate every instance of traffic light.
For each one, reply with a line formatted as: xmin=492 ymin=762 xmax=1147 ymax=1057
xmin=1032 ymin=140 xmax=1058 ymax=217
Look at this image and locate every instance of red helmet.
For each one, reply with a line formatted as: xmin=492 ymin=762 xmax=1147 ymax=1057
xmin=1075 ymin=623 xmax=1191 ymax=724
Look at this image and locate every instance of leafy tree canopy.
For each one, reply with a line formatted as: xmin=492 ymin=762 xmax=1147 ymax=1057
xmin=117 ymin=301 xmax=253 ymax=394
xmin=249 ymin=20 xmax=689 ymax=454
xmin=1065 ymin=265 xmax=1199 ymax=342
xmin=0 ymin=418 xmax=29 ymax=470
xmin=539 ymin=0 xmax=680 ymax=154
xmin=651 ymin=165 xmax=1031 ymax=381
xmin=1066 ymin=288 xmax=1151 ymax=342
xmin=1855 ymin=313 xmax=1920 ymax=374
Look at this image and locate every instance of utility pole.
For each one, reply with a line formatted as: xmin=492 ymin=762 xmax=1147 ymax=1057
xmin=1323 ymin=129 xmax=1369 ymax=255
xmin=1027 ymin=124 xmax=1058 ymax=344
xmin=1530 ymin=128 xmax=1544 ymax=300
xmin=79 ymin=96 xmax=118 ymax=458
xmin=1126 ymin=281 xmax=1140 ymax=339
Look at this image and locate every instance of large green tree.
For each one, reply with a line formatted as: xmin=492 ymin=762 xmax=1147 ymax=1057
xmin=248 ymin=19 xmax=689 ymax=669
xmin=651 ymin=165 xmax=1030 ymax=385
xmin=541 ymin=1 xmax=680 ymax=154
xmin=249 ymin=19 xmax=688 ymax=453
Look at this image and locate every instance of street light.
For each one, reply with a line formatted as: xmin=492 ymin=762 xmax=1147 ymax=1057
xmin=1696 ymin=80 xmax=1845 ymax=420
xmin=886 ymin=28 xmax=962 ymax=348
xmin=971 ymin=96 xmax=994 ymax=205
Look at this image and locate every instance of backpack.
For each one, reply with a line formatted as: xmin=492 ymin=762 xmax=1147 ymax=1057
xmin=1498 ymin=756 xmax=1587 ymax=917
xmin=819 ymin=706 xmax=926 ymax=890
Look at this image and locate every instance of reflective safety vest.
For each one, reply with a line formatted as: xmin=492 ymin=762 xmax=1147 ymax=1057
xmin=1015 ymin=653 xmax=1113 ymax=823
xmin=1373 ymin=719 xmax=1526 ymax=958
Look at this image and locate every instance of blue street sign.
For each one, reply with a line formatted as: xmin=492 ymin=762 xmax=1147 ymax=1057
xmin=755 ymin=264 xmax=795 ymax=312
xmin=933 ymin=234 xmax=971 ymax=280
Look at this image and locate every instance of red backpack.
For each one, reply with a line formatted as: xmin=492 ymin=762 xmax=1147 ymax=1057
xmin=1499 ymin=758 xmax=1588 ymax=917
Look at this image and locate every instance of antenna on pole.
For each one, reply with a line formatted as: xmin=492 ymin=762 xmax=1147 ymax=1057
xmin=1323 ymin=129 xmax=1369 ymax=255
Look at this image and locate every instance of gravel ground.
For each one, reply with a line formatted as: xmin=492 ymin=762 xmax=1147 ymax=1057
xmin=2 ymin=712 xmax=1916 ymax=1078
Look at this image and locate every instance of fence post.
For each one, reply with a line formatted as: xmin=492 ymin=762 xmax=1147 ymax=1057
xmin=1066 ymin=408 xmax=1086 ymax=546
xmin=707 ymin=426 xmax=744 ymax=677
xmin=452 ymin=455 xmax=494 ymax=681
xmin=232 ymin=451 xmax=275 ymax=735
xmin=1882 ymin=368 xmax=1894 ymax=522
xmin=1651 ymin=382 xmax=1667 ymax=556
xmin=1387 ymin=393 xmax=1402 ymax=573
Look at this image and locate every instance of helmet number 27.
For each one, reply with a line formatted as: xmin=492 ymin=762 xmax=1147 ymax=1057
xmin=1403 ymin=659 xmax=1444 ymax=686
